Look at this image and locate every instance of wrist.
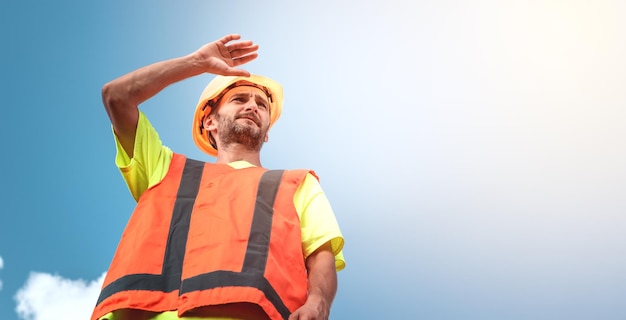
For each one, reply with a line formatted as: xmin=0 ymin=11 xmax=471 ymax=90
xmin=185 ymin=52 xmax=206 ymax=74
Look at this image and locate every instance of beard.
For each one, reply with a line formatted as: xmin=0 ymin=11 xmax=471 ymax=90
xmin=216 ymin=113 xmax=269 ymax=152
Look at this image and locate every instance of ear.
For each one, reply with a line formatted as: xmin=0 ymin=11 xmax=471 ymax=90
xmin=264 ymin=132 xmax=269 ymax=143
xmin=203 ymin=115 xmax=217 ymax=132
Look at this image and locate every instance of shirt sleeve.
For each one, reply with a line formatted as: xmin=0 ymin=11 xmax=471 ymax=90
xmin=113 ymin=111 xmax=173 ymax=201
xmin=295 ymin=173 xmax=345 ymax=271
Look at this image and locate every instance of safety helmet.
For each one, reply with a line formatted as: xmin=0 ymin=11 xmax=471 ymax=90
xmin=192 ymin=74 xmax=283 ymax=157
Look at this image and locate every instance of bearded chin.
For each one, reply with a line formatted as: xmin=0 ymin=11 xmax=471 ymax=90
xmin=220 ymin=121 xmax=266 ymax=152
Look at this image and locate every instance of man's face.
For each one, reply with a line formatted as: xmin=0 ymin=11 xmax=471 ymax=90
xmin=207 ymin=85 xmax=271 ymax=152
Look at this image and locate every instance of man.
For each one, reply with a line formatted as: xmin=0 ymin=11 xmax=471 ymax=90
xmin=91 ymin=34 xmax=345 ymax=320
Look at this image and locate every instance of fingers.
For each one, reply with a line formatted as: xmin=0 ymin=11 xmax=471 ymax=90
xmin=227 ymin=44 xmax=258 ymax=75
xmin=205 ymin=34 xmax=259 ymax=77
xmin=222 ymin=66 xmax=252 ymax=77
xmin=218 ymin=34 xmax=242 ymax=44
xmin=224 ymin=39 xmax=258 ymax=63
xmin=226 ymin=39 xmax=255 ymax=50
xmin=232 ymin=52 xmax=258 ymax=65
xmin=220 ymin=35 xmax=256 ymax=55
xmin=227 ymin=45 xmax=258 ymax=61
xmin=221 ymin=34 xmax=258 ymax=58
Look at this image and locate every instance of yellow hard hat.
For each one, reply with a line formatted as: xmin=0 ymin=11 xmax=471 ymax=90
xmin=192 ymin=74 xmax=284 ymax=157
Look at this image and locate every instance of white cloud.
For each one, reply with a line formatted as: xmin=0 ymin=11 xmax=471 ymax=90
xmin=0 ymin=255 xmax=4 ymax=290
xmin=15 ymin=271 xmax=106 ymax=320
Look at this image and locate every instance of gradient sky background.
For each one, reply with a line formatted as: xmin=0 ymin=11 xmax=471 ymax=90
xmin=1 ymin=1 xmax=626 ymax=319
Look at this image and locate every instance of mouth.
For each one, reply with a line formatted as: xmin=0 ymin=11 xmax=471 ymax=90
xmin=236 ymin=114 xmax=260 ymax=126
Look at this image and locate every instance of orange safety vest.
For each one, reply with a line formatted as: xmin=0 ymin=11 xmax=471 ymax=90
xmin=92 ymin=153 xmax=313 ymax=320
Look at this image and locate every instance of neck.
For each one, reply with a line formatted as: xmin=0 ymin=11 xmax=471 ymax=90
xmin=215 ymin=144 xmax=263 ymax=167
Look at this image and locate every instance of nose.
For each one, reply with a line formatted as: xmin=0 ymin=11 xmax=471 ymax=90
xmin=244 ymin=100 xmax=258 ymax=113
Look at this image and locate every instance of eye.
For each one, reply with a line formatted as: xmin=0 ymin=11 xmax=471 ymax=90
xmin=256 ymin=99 xmax=268 ymax=109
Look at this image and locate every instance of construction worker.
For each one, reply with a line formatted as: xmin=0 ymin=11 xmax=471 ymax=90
xmin=92 ymin=34 xmax=345 ymax=320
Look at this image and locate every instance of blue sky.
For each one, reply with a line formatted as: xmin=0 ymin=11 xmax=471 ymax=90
xmin=1 ymin=1 xmax=626 ymax=319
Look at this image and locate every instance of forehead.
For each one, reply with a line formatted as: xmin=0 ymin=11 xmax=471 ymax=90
xmin=222 ymin=85 xmax=269 ymax=100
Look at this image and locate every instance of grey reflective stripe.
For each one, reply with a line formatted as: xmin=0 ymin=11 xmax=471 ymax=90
xmin=242 ymin=170 xmax=284 ymax=274
xmin=161 ymin=158 xmax=204 ymax=286
xmin=96 ymin=158 xmax=204 ymax=304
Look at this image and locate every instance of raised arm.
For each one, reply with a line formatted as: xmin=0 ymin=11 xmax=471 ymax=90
xmin=102 ymin=34 xmax=258 ymax=157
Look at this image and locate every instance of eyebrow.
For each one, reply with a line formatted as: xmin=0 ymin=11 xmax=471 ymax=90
xmin=231 ymin=92 xmax=269 ymax=105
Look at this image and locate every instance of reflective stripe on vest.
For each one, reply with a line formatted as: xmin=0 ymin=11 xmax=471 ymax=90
xmin=94 ymin=157 xmax=295 ymax=319
xmin=96 ymin=158 xmax=204 ymax=300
